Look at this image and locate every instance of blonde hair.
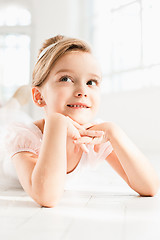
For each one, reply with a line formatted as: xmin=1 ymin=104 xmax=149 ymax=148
xmin=32 ymin=35 xmax=91 ymax=87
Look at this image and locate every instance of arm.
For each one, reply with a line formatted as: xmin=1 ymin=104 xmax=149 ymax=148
xmin=31 ymin=113 xmax=68 ymax=206
xmin=87 ymin=122 xmax=160 ymax=196
xmin=12 ymin=113 xmax=68 ymax=207
xmin=12 ymin=115 xmax=103 ymax=207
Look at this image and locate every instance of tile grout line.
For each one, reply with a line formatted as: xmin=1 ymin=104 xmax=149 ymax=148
xmin=59 ymin=195 xmax=93 ymax=240
xmin=59 ymin=218 xmax=75 ymax=240
xmin=13 ymin=207 xmax=42 ymax=230
xmin=84 ymin=195 xmax=93 ymax=208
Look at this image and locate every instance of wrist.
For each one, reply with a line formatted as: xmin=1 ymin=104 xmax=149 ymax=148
xmin=45 ymin=113 xmax=68 ymax=132
xmin=105 ymin=122 xmax=120 ymax=141
xmin=99 ymin=122 xmax=118 ymax=142
xmin=46 ymin=113 xmax=67 ymax=124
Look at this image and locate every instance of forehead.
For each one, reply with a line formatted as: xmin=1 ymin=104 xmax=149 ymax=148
xmin=50 ymin=51 xmax=102 ymax=76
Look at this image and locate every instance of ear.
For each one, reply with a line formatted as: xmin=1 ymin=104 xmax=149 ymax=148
xmin=32 ymin=87 xmax=46 ymax=107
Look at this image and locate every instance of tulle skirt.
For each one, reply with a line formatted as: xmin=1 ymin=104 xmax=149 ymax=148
xmin=0 ymin=98 xmax=32 ymax=188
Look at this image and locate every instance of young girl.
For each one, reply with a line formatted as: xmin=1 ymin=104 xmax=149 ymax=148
xmin=4 ymin=35 xmax=160 ymax=207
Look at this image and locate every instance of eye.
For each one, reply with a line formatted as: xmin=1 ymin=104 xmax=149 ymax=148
xmin=59 ymin=76 xmax=72 ymax=82
xmin=87 ymin=80 xmax=98 ymax=86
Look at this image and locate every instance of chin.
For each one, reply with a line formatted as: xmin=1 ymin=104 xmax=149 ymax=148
xmin=73 ymin=117 xmax=92 ymax=125
xmin=65 ymin=111 xmax=96 ymax=125
xmin=65 ymin=115 xmax=84 ymax=124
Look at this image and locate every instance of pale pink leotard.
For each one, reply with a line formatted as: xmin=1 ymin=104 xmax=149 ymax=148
xmin=2 ymin=120 xmax=113 ymax=189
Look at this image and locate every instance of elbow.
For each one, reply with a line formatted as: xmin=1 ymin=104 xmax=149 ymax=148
xmin=150 ymin=178 xmax=160 ymax=197
xmin=36 ymin=196 xmax=61 ymax=208
xmin=33 ymin=191 xmax=63 ymax=208
xmin=149 ymin=184 xmax=160 ymax=197
xmin=129 ymin=179 xmax=160 ymax=197
xmin=140 ymin=181 xmax=160 ymax=197
xmin=140 ymin=190 xmax=157 ymax=197
xmin=32 ymin=183 xmax=64 ymax=208
xmin=39 ymin=202 xmax=58 ymax=208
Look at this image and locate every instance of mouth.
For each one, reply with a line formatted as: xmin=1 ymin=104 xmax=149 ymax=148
xmin=67 ymin=104 xmax=90 ymax=109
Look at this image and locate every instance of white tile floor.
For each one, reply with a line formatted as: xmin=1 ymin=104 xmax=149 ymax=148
xmin=0 ymin=153 xmax=160 ymax=240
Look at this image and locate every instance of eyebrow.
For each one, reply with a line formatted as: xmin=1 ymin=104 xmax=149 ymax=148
xmin=55 ymin=69 xmax=74 ymax=75
xmin=55 ymin=69 xmax=102 ymax=81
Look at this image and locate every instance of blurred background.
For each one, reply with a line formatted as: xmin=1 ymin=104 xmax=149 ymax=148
xmin=0 ymin=0 xmax=160 ymax=157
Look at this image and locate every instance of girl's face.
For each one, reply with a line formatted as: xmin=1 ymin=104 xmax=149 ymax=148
xmin=37 ymin=51 xmax=102 ymax=125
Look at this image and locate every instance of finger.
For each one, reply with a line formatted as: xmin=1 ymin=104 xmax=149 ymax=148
xmin=79 ymin=129 xmax=104 ymax=137
xmin=91 ymin=135 xmax=103 ymax=144
xmin=94 ymin=144 xmax=101 ymax=153
xmin=74 ymin=144 xmax=80 ymax=153
xmin=73 ymin=139 xmax=89 ymax=153
xmin=73 ymin=137 xmax=92 ymax=144
xmin=82 ymin=122 xmax=95 ymax=129
xmin=74 ymin=135 xmax=103 ymax=145
xmin=80 ymin=144 xmax=89 ymax=153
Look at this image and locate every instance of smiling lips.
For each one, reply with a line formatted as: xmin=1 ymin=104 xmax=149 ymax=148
xmin=67 ymin=103 xmax=90 ymax=109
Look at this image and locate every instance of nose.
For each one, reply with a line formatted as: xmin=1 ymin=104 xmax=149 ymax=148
xmin=74 ymin=85 xmax=87 ymax=98
xmin=76 ymin=93 xmax=87 ymax=97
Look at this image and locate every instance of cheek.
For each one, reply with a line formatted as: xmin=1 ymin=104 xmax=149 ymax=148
xmin=55 ymin=88 xmax=70 ymax=102
xmin=47 ymin=85 xmax=69 ymax=101
xmin=93 ymin=92 xmax=101 ymax=110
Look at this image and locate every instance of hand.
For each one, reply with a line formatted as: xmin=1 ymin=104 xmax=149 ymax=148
xmin=65 ymin=116 xmax=88 ymax=153
xmin=80 ymin=121 xmax=110 ymax=153
xmin=66 ymin=117 xmax=105 ymax=153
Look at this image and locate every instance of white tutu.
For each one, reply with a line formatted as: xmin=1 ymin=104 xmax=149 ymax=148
xmin=0 ymin=98 xmax=33 ymax=188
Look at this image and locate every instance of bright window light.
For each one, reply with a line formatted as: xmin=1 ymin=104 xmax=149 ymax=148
xmin=0 ymin=4 xmax=31 ymax=103
xmin=91 ymin=0 xmax=160 ymax=93
xmin=0 ymin=5 xmax=31 ymax=26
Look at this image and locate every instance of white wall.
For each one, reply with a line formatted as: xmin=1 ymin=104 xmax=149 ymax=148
xmin=97 ymin=86 xmax=160 ymax=154
xmin=31 ymin=0 xmax=86 ymax=65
